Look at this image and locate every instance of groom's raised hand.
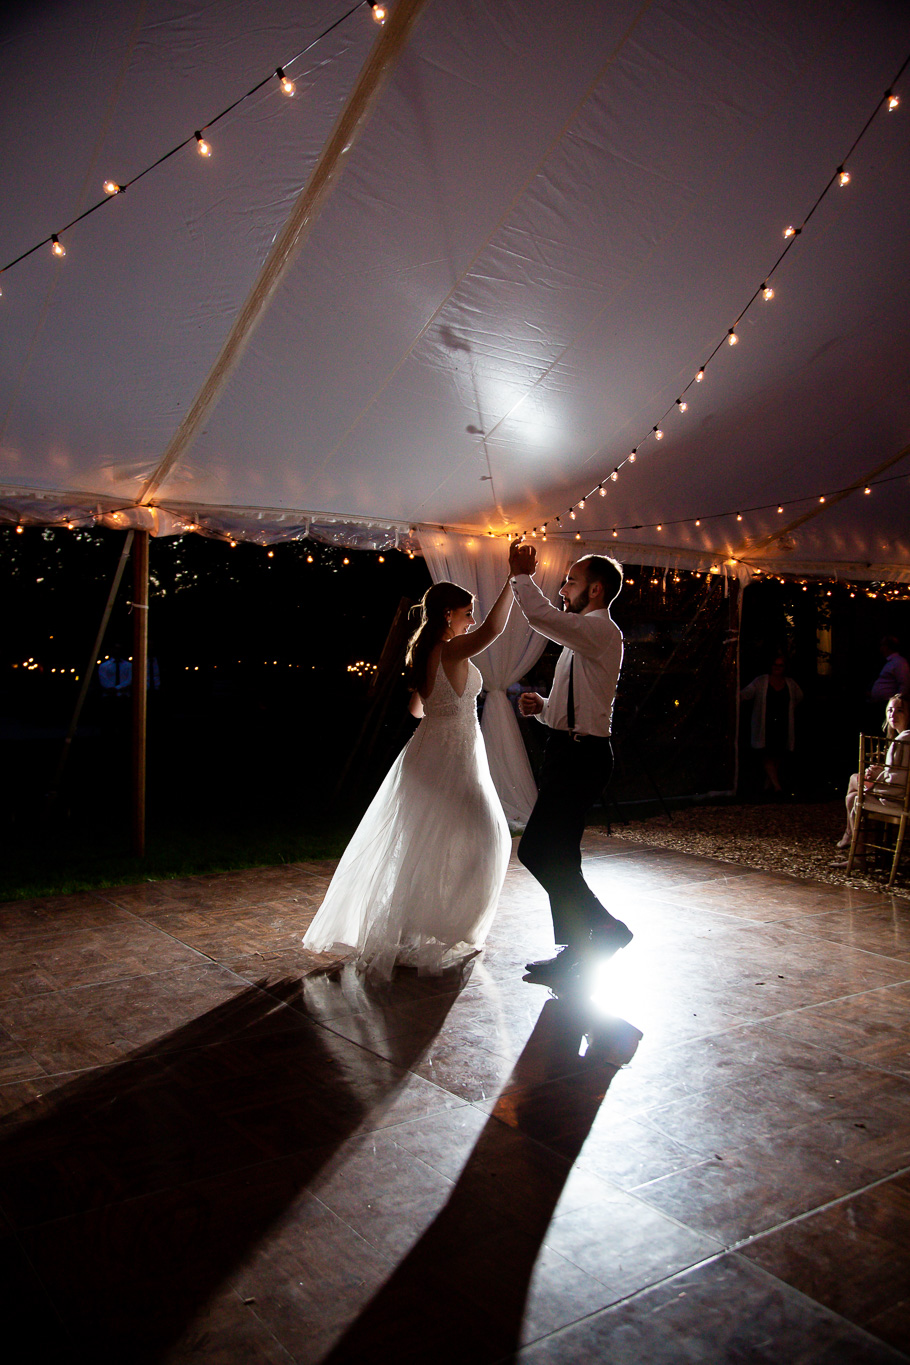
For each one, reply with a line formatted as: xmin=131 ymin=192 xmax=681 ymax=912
xmin=509 ymin=539 xmax=537 ymax=576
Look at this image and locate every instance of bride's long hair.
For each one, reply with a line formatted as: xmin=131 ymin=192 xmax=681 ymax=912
xmin=406 ymin=581 xmax=473 ymax=694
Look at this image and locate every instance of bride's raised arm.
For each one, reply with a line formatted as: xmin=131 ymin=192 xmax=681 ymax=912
xmin=443 ymin=574 xmax=514 ymax=662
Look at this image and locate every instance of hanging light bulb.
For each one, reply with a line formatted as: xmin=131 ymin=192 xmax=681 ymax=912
xmin=575 ymin=532 xmax=581 ymax=541
xmin=370 ymin=1 xmax=388 ymax=22
xmin=777 ymin=505 xmax=784 ymax=513
xmin=195 ymin=131 xmax=211 ymax=157
xmin=598 ymin=485 xmax=606 ymax=497
xmin=629 ymin=450 xmax=637 ymax=462
xmin=654 ymin=426 xmax=664 ymax=440
xmin=51 ymin=234 xmax=65 ymax=257
xmin=103 ymin=180 xmax=123 ymax=195
xmin=887 ymin=91 xmax=900 ymax=112
xmin=696 ymin=369 xmax=705 ymax=382
xmin=378 ymin=554 xmax=385 ymax=562
xmin=656 ymin=524 xmax=663 ymax=532
xmin=783 ymin=225 xmax=799 ymax=239
xmin=837 ymin=166 xmax=850 ymax=187
xmin=727 ymin=329 xmax=738 ymax=346
xmin=569 ymin=509 xmax=576 ymax=520
xmin=276 ymin=66 xmax=295 ymax=95
xmin=578 ymin=498 xmax=586 ymax=510
xmin=762 ymin=283 xmax=774 ymax=301
xmin=676 ymin=399 xmax=687 ymax=413
xmin=611 ymin=470 xmax=619 ymax=481
xmin=819 ymin=495 xmax=826 ymax=504
xmin=695 ymin=519 xmax=701 ymax=527
xmin=864 ymin=486 xmax=871 ymax=495
xmin=736 ymin=513 xmax=743 ymax=522
xmin=612 ymin=529 xmax=617 ymax=538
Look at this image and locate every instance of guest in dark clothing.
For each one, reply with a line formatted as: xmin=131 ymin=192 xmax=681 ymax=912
xmin=740 ymin=654 xmax=803 ymax=795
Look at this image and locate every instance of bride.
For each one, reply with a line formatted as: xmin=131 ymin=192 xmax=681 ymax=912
xmin=303 ymin=567 xmax=514 ymax=979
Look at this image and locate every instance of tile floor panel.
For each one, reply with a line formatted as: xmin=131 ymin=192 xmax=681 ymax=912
xmin=1 ymin=836 xmax=910 ymax=1361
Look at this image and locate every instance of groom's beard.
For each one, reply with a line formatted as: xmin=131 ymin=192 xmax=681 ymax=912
xmin=563 ymin=586 xmax=590 ymax=613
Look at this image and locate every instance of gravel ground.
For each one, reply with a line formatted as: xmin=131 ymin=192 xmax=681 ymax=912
xmin=610 ymin=799 xmax=909 ymax=895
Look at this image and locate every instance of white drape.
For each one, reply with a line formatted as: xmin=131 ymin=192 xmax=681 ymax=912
xmin=417 ymin=530 xmax=575 ymax=823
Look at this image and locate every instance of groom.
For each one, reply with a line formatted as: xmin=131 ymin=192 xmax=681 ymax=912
xmin=509 ymin=540 xmax=632 ymax=988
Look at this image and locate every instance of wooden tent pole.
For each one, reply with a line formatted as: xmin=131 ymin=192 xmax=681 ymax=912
xmin=131 ymin=530 xmax=149 ymax=857
xmin=45 ymin=529 xmax=134 ymax=813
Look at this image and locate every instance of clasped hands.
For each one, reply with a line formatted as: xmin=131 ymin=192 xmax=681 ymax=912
xmin=509 ymin=538 xmax=537 ymax=577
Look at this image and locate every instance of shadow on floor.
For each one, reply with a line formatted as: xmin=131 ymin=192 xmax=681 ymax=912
xmin=0 ymin=973 xmax=464 ymax=1362
xmin=321 ymin=992 xmax=642 ymax=1364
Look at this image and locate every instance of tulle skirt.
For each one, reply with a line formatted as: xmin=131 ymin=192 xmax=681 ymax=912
xmin=303 ymin=713 xmax=511 ymax=979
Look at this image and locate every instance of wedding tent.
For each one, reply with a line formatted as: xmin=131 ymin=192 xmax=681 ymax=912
xmin=2 ymin=0 xmax=910 ymax=818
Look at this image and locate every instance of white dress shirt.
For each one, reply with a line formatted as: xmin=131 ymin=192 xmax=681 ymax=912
xmin=511 ymin=574 xmax=623 ymax=737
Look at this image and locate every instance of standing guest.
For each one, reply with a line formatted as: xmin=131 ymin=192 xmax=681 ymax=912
xmin=740 ymin=654 xmax=803 ymax=796
xmin=870 ymin=636 xmax=910 ymax=707
xmin=508 ymin=542 xmax=631 ymax=990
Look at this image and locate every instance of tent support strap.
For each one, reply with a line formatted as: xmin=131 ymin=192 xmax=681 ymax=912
xmin=45 ymin=529 xmax=134 ymax=815
xmin=132 ymin=530 xmax=149 ymax=858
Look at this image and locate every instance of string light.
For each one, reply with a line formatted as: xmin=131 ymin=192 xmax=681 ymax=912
xmin=837 ymin=166 xmax=851 ymax=186
xmin=654 ymin=426 xmax=664 ymax=440
xmin=611 ymin=470 xmax=619 ymax=481
xmin=629 ymin=451 xmax=636 ymax=462
xmin=51 ymin=235 xmax=65 ymax=257
xmin=370 ymin=2 xmax=388 ymax=22
xmin=696 ymin=369 xmax=705 ymax=382
xmin=762 ymin=283 xmax=774 ymax=301
xmin=887 ymin=91 xmax=900 ymax=111
xmin=676 ymin=399 xmax=687 ymax=413
xmin=569 ymin=509 xmax=576 ymax=520
xmin=864 ymin=486 xmax=871 ymax=494
xmin=783 ymin=225 xmax=798 ymax=238
xmin=195 ymin=131 xmax=212 ymax=157
xmin=578 ymin=498 xmax=586 ymax=509
xmin=103 ymin=180 xmax=122 ymax=195
xmin=727 ymin=328 xmax=738 ymax=346
xmin=276 ymin=67 xmax=295 ymax=96
xmin=598 ymin=485 xmax=606 ymax=496
xmin=736 ymin=513 xmax=743 ymax=521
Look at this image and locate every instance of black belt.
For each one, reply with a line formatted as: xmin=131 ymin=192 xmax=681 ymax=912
xmin=551 ymin=728 xmax=611 ymax=744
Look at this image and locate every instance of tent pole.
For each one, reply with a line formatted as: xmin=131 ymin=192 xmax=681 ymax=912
xmin=131 ymin=530 xmax=149 ymax=857
xmin=45 ymin=529 xmax=135 ymax=814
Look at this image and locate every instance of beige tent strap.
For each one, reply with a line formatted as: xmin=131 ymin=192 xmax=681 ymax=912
xmin=735 ymin=441 xmax=910 ymax=558
xmin=137 ymin=0 xmax=430 ymax=507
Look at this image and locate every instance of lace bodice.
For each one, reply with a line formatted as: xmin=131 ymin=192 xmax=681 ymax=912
xmin=424 ymin=660 xmax=483 ymax=721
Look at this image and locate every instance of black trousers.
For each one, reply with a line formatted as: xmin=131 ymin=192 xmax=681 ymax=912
xmin=518 ymin=730 xmax=616 ymax=949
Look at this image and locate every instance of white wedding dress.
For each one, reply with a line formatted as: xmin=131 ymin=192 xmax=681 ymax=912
xmin=303 ymin=661 xmax=511 ymax=979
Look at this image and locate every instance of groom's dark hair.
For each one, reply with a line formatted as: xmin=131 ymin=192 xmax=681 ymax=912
xmin=578 ymin=554 xmax=623 ymax=605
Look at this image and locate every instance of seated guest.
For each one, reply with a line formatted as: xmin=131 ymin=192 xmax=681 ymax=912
xmin=832 ymin=693 xmax=910 ymax=864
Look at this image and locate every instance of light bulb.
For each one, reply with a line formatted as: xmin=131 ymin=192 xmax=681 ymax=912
xmin=195 ymin=131 xmax=211 ymax=157
xmin=378 ymin=554 xmax=385 ymax=562
xmin=103 ymin=180 xmax=122 ymax=195
xmin=612 ymin=529 xmax=617 ymax=538
xmin=306 ymin=554 xmax=314 ymax=563
xmin=677 ymin=399 xmax=687 ymax=413
xmin=777 ymin=505 xmax=784 ymax=513
xmin=762 ymin=284 xmax=774 ymax=301
xmin=599 ymin=485 xmax=606 ymax=497
xmin=575 ymin=532 xmax=581 ymax=540
xmin=267 ymin=549 xmax=274 ymax=558
xmin=569 ymin=509 xmax=576 ymax=520
xmin=819 ymin=495 xmax=825 ymax=504
xmin=887 ymin=92 xmax=899 ymax=112
xmin=371 ymin=1 xmax=387 ymax=22
xmin=695 ymin=519 xmax=701 ymax=527
xmin=837 ymin=167 xmax=850 ymax=187
xmin=654 ymin=426 xmax=664 ymax=440
xmin=728 ymin=329 xmax=738 ymax=346
xmin=611 ymin=470 xmax=619 ymax=482
xmin=629 ymin=451 xmax=636 ymax=462
xmin=277 ymin=67 xmax=295 ymax=96
xmin=864 ymin=486 xmax=871 ymax=495
xmin=736 ymin=513 xmax=743 ymax=522
xmin=51 ymin=235 xmax=65 ymax=257
xmin=15 ymin=523 xmax=24 ymax=533
xmin=696 ymin=369 xmax=705 ymax=382
xmin=783 ymin=225 xmax=798 ymax=239
xmin=657 ymin=524 xmax=663 ymax=532
xmin=578 ymin=498 xmax=586 ymax=510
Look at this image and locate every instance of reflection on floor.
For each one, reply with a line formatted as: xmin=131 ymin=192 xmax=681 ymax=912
xmin=1 ymin=833 xmax=910 ymax=1362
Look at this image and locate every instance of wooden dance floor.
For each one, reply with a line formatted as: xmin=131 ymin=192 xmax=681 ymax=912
xmin=2 ymin=833 xmax=910 ymax=1363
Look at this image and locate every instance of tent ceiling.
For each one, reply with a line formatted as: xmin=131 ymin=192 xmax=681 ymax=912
xmin=2 ymin=0 xmax=909 ymax=576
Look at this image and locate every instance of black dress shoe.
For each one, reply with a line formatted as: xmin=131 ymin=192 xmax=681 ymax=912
xmin=523 ymin=950 xmax=582 ymax=989
xmin=525 ymin=945 xmax=571 ymax=973
xmin=588 ymin=919 xmax=633 ymax=958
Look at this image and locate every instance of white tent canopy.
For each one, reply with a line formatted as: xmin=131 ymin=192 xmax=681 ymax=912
xmin=2 ymin=0 xmax=910 ymax=581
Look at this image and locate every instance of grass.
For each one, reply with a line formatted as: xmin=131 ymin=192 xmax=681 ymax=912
xmin=0 ymin=806 xmax=356 ymax=903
